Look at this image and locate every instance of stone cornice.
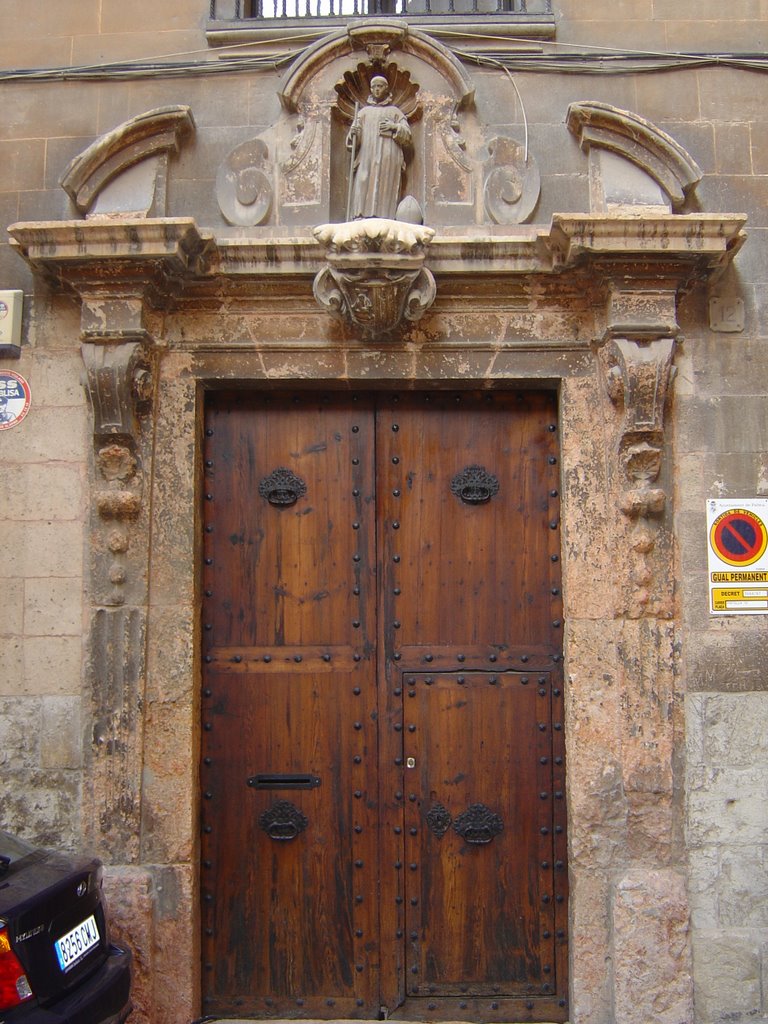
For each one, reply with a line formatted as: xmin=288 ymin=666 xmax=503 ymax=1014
xmin=206 ymin=14 xmax=555 ymax=52
xmin=9 ymin=218 xmax=212 ymax=286
xmin=9 ymin=213 xmax=746 ymax=299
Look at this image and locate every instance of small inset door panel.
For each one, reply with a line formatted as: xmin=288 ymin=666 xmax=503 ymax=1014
xmin=402 ymin=671 xmax=562 ymax=997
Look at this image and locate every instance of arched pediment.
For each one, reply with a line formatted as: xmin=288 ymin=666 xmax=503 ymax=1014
xmin=278 ymin=21 xmax=475 ymax=113
xmin=60 ymin=105 xmax=195 ymax=216
xmin=566 ymin=101 xmax=702 ymax=211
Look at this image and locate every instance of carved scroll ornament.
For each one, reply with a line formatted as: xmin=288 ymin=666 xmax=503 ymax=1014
xmin=216 ymin=138 xmax=273 ymax=227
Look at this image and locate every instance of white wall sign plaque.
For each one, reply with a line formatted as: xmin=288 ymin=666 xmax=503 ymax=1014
xmin=707 ymin=497 xmax=768 ymax=614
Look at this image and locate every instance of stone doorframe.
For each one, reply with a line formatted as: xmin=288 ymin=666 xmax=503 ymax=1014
xmin=10 ymin=211 xmax=744 ymax=1024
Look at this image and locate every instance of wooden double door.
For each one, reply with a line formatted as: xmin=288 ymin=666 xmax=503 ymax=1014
xmin=200 ymin=390 xmax=567 ymax=1022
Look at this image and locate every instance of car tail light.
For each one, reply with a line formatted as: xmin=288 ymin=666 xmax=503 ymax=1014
xmin=0 ymin=927 xmax=34 ymax=1009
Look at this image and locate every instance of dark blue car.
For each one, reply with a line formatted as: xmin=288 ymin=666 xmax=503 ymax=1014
xmin=0 ymin=832 xmax=132 ymax=1024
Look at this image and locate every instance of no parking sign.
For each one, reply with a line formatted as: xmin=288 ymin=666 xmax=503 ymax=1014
xmin=707 ymin=498 xmax=768 ymax=614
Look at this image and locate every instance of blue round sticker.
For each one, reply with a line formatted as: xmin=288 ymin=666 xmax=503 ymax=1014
xmin=0 ymin=371 xmax=31 ymax=429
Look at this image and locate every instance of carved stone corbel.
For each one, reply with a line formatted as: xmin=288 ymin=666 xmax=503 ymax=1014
xmin=602 ymin=286 xmax=677 ymax=502
xmin=600 ymin=283 xmax=679 ymax=618
xmin=82 ymin=337 xmax=154 ymax=448
xmin=77 ymin=274 xmax=161 ymax=610
xmin=603 ymin=334 xmax=676 ymax=519
xmin=313 ymin=219 xmax=436 ymax=337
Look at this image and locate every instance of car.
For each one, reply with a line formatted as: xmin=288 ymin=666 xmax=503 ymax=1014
xmin=0 ymin=831 xmax=132 ymax=1024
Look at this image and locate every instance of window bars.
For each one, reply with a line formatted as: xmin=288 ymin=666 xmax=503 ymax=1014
xmin=210 ymin=0 xmax=551 ymax=19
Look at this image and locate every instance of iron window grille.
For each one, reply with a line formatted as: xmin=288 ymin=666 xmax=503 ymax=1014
xmin=210 ymin=0 xmax=552 ymax=19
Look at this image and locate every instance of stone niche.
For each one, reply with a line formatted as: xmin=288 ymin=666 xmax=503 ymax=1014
xmin=7 ymin=20 xmax=748 ymax=1024
xmin=208 ymin=22 xmax=542 ymax=230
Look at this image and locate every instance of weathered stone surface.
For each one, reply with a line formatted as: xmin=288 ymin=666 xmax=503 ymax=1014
xmin=103 ymin=867 xmax=155 ymax=1024
xmin=687 ymin=846 xmax=720 ymax=930
xmin=2 ymin=521 xmax=84 ymax=578
xmin=22 ymin=636 xmax=82 ymax=696
xmin=0 ymin=581 xmax=24 ymax=639
xmin=568 ymin=872 xmax=612 ymax=1023
xmin=692 ymin=931 xmax=762 ymax=1024
xmin=24 ymin=576 xmax=83 ymax=635
xmin=139 ymin=702 xmax=196 ymax=864
xmin=2 ymin=463 xmax=84 ymax=520
xmin=0 ymin=697 xmax=41 ymax=770
xmin=688 ymin=693 xmax=768 ymax=766
xmin=0 ymin=769 xmax=81 ymax=851
xmin=83 ymin=607 xmax=147 ymax=861
xmin=148 ymin=865 xmax=196 ymax=1024
xmin=687 ymin=765 xmax=768 ymax=847
xmin=717 ymin=847 xmax=768 ymax=929
xmin=682 ymin=617 xmax=768 ymax=690
xmin=40 ymin=697 xmax=83 ymax=769
xmin=612 ymin=868 xmax=693 ymax=1024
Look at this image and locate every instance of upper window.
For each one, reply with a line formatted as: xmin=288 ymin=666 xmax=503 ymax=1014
xmin=209 ymin=0 xmax=552 ymax=19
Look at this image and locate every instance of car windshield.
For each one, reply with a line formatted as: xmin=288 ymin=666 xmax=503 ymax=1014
xmin=0 ymin=831 xmax=35 ymax=874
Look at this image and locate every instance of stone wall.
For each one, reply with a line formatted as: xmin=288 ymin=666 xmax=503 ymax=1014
xmin=0 ymin=311 xmax=87 ymax=851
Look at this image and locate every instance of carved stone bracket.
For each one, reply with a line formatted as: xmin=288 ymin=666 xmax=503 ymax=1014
xmin=601 ymin=284 xmax=678 ymax=518
xmin=604 ymin=335 xmax=676 ymax=516
xmin=600 ymin=283 xmax=680 ymax=618
xmin=313 ymin=218 xmax=436 ymax=337
xmin=82 ymin=340 xmax=154 ymax=450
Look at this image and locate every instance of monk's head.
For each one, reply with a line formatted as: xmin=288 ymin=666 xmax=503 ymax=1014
xmin=370 ymin=76 xmax=390 ymax=100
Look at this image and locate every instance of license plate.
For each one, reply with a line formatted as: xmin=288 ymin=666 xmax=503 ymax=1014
xmin=54 ymin=915 xmax=100 ymax=972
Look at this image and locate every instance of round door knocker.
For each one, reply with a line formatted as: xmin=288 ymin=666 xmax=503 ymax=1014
xmin=258 ymin=467 xmax=307 ymax=508
xmin=450 ymin=465 xmax=500 ymax=505
xmin=258 ymin=800 xmax=309 ymax=841
xmin=453 ymin=803 xmax=504 ymax=844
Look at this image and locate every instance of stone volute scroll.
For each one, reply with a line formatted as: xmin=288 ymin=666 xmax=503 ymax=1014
xmin=313 ymin=61 xmax=436 ymax=338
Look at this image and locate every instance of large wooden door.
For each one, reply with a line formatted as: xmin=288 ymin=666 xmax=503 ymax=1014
xmin=200 ymin=391 xmax=567 ymax=1022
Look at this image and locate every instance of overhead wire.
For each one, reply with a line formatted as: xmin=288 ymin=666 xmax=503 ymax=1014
xmin=1 ymin=27 xmax=768 ymax=83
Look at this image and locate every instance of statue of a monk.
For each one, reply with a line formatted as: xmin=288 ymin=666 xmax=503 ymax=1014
xmin=346 ymin=75 xmax=412 ymax=220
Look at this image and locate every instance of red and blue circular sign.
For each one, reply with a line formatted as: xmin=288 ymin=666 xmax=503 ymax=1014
xmin=0 ymin=370 xmax=31 ymax=430
xmin=710 ymin=507 xmax=768 ymax=567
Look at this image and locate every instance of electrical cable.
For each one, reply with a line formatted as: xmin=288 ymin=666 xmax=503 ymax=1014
xmin=2 ymin=27 xmax=768 ymax=83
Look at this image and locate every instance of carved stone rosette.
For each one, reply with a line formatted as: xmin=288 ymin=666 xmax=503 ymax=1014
xmin=313 ymin=218 xmax=436 ymax=338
